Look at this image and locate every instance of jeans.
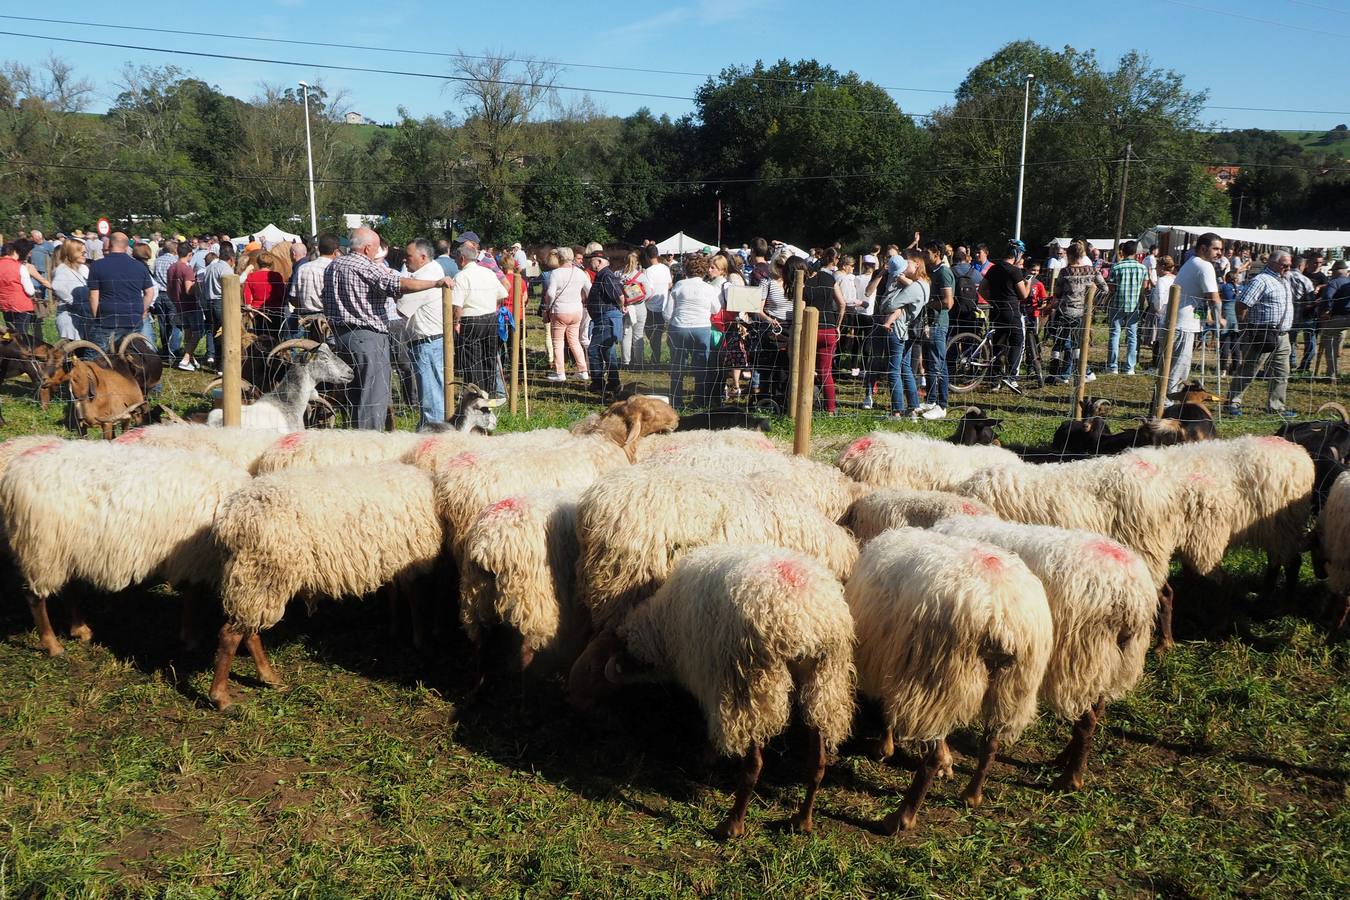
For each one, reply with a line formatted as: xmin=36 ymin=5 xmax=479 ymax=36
xmin=622 ymin=302 xmax=647 ymax=366
xmin=586 ymin=307 xmax=623 ymax=392
xmin=456 ymin=313 xmax=498 ymax=397
xmin=1294 ymin=321 xmax=1318 ymax=371
xmin=154 ymin=299 xmax=182 ymax=357
xmin=1167 ymin=330 xmax=1198 ymax=394
xmin=886 ymin=329 xmax=920 ymax=412
xmin=992 ymin=317 xmax=1024 ymax=380
xmin=3 ymin=310 xmax=36 ymax=337
xmin=667 ymin=325 xmax=712 ymax=410
xmin=88 ymin=323 xmax=140 ymax=355
xmin=204 ymin=300 xmax=221 ymax=361
xmin=1048 ymin=315 xmax=1082 ymax=379
xmin=408 ymin=336 xmax=445 ymax=428
xmin=333 ymin=326 xmax=392 ymax=430
xmin=1226 ymin=328 xmax=1290 ymax=411
xmin=1107 ymin=307 xmax=1141 ymax=372
xmin=643 ymin=308 xmax=666 ymax=364
xmin=919 ymin=324 xmax=949 ymax=409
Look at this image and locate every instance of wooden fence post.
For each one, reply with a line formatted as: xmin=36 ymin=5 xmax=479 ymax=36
xmin=221 ymin=275 xmax=242 ymax=427
xmin=788 ymin=268 xmax=806 ymax=418
xmin=1073 ymin=284 xmax=1098 ymax=420
xmin=793 ymin=307 xmax=820 ymax=456
xmin=442 ymin=284 xmax=456 ymax=419
xmin=509 ymin=277 xmax=522 ymax=416
xmin=1152 ymin=283 xmax=1183 ymax=417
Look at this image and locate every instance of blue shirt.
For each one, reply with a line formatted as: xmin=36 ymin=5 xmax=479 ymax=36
xmin=1239 ymin=267 xmax=1293 ymax=331
xmin=87 ymin=252 xmax=153 ymax=329
xmin=435 ymin=255 xmax=460 ymax=278
xmin=29 ymin=242 xmax=53 ymax=297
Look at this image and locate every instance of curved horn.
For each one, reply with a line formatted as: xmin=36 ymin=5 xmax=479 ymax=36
xmin=204 ymin=377 xmax=258 ymax=395
xmin=267 ymin=338 xmax=322 ymax=361
xmin=117 ymin=332 xmax=155 ymax=358
xmin=59 ymin=340 xmax=113 ymax=367
xmin=1316 ymin=401 xmax=1349 ymax=424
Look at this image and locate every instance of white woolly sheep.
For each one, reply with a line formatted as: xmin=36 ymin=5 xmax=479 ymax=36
xmin=649 ymin=445 xmax=861 ymax=522
xmin=842 ymin=488 xmax=997 ymax=543
xmin=0 ymin=436 xmax=66 ymax=563
xmin=569 ymin=544 xmax=855 ymax=839
xmin=210 ymin=462 xmax=444 ymax=710
xmin=846 ymin=527 xmax=1052 ymax=832
xmin=836 ymin=430 xmax=1021 ymax=492
xmin=401 ymin=428 xmax=566 ymax=473
xmin=636 ymin=427 xmax=783 ymax=461
xmin=1320 ymin=472 xmax=1350 ymax=631
xmin=458 ymin=487 xmax=587 ymax=678
xmin=931 ymin=516 xmax=1156 ymax=791
xmin=114 ymin=424 xmax=280 ymax=471
xmin=1 ymin=442 xmax=251 ymax=659
xmin=250 ymin=429 xmax=427 ymax=475
xmin=574 ymin=466 xmax=859 ymax=638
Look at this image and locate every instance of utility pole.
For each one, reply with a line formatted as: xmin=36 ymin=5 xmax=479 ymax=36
xmin=298 ymin=81 xmax=319 ymax=243
xmin=1013 ymin=73 xmax=1035 ymax=242
xmin=1111 ymin=143 xmax=1132 ymax=261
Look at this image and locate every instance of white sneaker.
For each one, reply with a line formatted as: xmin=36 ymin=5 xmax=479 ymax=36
xmin=921 ymin=405 xmax=947 ymax=420
xmin=572 ymin=372 xmax=590 ymax=382
xmin=175 ymin=359 xmax=196 ymax=371
xmin=850 ymin=368 xmax=861 ymax=377
xmin=1085 ymin=371 xmax=1096 ymax=383
xmin=861 ymin=395 xmax=873 ymax=410
xmin=915 ymin=402 xmax=934 ymax=413
xmin=546 ymin=372 xmax=566 ymax=382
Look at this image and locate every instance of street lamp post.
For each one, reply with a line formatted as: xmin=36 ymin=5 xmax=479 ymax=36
xmin=1013 ymin=73 xmax=1035 ymax=243
xmin=298 ymin=81 xmax=319 ymax=243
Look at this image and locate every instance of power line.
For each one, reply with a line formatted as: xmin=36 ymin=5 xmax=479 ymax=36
xmin=1159 ymin=0 xmax=1350 ymax=39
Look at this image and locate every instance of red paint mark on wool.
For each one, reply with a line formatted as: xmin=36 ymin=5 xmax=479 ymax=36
xmin=972 ymin=551 xmax=1004 ymax=574
xmin=113 ymin=428 xmax=146 ymax=444
xmin=1088 ymin=538 xmax=1131 ymax=564
xmin=841 ymin=437 xmax=874 ymax=460
xmin=277 ymin=432 xmax=305 ymax=451
xmin=1129 ymin=457 xmax=1157 ymax=475
xmin=771 ymin=558 xmax=808 ymax=589
xmin=19 ymin=442 xmax=61 ymax=460
xmin=486 ymin=497 xmax=523 ymax=516
xmin=960 ymin=503 xmax=984 ymax=515
xmin=754 ymin=435 xmax=774 ymax=450
xmin=445 ymin=451 xmax=478 ymax=469
xmin=1188 ymin=472 xmax=1215 ymax=487
xmin=414 ymin=436 xmax=439 ymax=460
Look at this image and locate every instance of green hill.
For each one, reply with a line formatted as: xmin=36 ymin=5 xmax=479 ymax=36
xmin=1278 ymin=127 xmax=1350 ymax=160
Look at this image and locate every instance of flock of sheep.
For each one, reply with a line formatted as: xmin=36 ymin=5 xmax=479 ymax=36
xmin=0 ymin=397 xmax=1343 ymax=840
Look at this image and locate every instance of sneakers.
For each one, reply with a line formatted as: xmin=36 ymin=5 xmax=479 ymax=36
xmin=850 ymin=368 xmax=861 ymax=377
xmin=1125 ymin=369 xmax=1136 ymax=375
xmin=1084 ymin=371 xmax=1096 ymax=383
xmin=921 ymin=405 xmax=947 ymax=420
xmin=546 ymin=372 xmax=566 ymax=382
xmin=861 ymin=394 xmax=874 ymax=410
xmin=1274 ymin=409 xmax=1298 ymax=419
xmin=175 ymin=358 xmax=197 ymax=371
xmin=1224 ymin=405 xmax=1243 ymax=417
xmin=915 ymin=402 xmax=934 ymax=413
xmin=572 ymin=371 xmax=590 ymax=382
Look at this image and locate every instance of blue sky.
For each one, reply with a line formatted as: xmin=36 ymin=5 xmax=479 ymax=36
xmin=0 ymin=0 xmax=1344 ymax=134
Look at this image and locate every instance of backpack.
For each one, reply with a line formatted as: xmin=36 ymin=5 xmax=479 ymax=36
xmin=954 ymin=268 xmax=980 ymax=317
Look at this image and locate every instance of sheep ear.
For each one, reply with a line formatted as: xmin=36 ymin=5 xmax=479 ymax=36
xmin=622 ymin=414 xmax=643 ymax=464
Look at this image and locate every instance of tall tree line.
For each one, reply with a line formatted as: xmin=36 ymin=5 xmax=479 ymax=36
xmin=2 ymin=43 xmax=1345 ymax=248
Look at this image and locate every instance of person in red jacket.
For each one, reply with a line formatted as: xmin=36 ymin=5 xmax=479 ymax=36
xmin=243 ymin=250 xmax=287 ymax=343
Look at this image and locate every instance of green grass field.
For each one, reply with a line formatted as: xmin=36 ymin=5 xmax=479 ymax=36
xmin=1278 ymin=129 xmax=1350 ymax=161
xmin=1 ymin=322 xmax=1348 ymax=897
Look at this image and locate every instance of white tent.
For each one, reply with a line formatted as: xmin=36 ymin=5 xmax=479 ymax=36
xmin=1050 ymin=237 xmax=1127 ymax=251
xmin=655 ymin=231 xmax=714 ymax=255
xmin=248 ymin=223 xmax=303 ymax=245
xmin=775 ymin=243 xmax=809 ymax=259
xmin=1153 ymin=224 xmax=1350 ymax=251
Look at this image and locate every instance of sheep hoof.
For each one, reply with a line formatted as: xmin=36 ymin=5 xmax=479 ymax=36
xmin=961 ymin=788 xmax=984 ymax=809
xmin=1052 ymin=772 xmax=1084 ymax=793
xmin=866 ymin=737 xmax=894 ymax=762
xmin=935 ymin=760 xmax=955 ymax=780
xmin=713 ymin=818 xmax=744 ymax=840
xmin=878 ymin=808 xmax=917 ymax=835
xmin=41 ymin=638 xmax=66 ymax=658
xmin=787 ymin=813 xmax=814 ymax=834
xmin=69 ymin=624 xmax=93 ymax=643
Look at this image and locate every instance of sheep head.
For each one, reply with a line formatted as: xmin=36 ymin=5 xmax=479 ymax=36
xmin=567 ymin=629 xmax=629 ymax=712
xmin=597 ymin=395 xmax=679 ymax=463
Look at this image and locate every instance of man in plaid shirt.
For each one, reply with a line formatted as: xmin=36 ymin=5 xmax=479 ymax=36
xmin=322 ymin=227 xmax=449 ymax=429
xmin=1224 ymin=250 xmax=1296 ymax=418
xmin=1106 ymin=240 xmax=1148 ymax=374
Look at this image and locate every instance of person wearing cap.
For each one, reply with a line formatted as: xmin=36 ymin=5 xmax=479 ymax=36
xmin=1224 ymin=250 xmax=1296 ymax=417
xmin=321 ymin=227 xmax=450 ymax=429
xmin=977 ymin=239 xmax=1030 ymax=390
xmin=510 ymin=242 xmax=527 ymax=272
xmin=584 ymin=246 xmax=625 ymax=397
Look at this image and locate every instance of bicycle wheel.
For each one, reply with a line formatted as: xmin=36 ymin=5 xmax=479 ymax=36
xmin=947 ymin=331 xmax=993 ymax=393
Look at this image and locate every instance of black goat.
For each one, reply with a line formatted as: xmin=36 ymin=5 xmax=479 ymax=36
xmin=948 ymin=407 xmax=1001 ymax=445
xmin=677 ymin=407 xmax=772 ymax=433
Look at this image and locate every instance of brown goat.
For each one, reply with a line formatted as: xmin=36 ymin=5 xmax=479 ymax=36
xmin=41 ymin=341 xmax=147 ymax=439
xmin=1161 ymin=382 xmax=1220 ymax=442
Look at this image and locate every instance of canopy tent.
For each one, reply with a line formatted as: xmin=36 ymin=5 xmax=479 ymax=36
xmin=1150 ymin=225 xmax=1350 ymax=251
xmin=246 ymin=223 xmax=303 ymax=246
xmin=1050 ymin=237 xmax=1128 ymax=251
xmin=774 ymin=243 xmax=809 ymax=259
xmin=654 ymin=231 xmax=714 ymax=255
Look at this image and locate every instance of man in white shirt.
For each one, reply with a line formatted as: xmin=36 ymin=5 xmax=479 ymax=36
xmin=638 ymin=244 xmax=672 ymax=365
xmin=294 ymin=234 xmax=338 ymax=314
xmin=399 ymin=237 xmax=448 ymax=427
xmin=510 ymin=242 xmax=528 ymax=271
xmin=452 ymin=243 xmax=507 ymax=398
xmin=1169 ymin=231 xmax=1225 ymax=392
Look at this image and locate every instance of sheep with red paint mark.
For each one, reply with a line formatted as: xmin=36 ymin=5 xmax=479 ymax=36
xmin=842 ymin=488 xmax=997 ymax=543
xmin=209 ymin=461 xmax=444 ymax=710
xmin=1 ymin=442 xmax=251 ymax=659
xmin=1319 ymin=472 xmax=1350 ymax=631
xmin=634 ymin=427 xmax=784 ymax=461
xmin=113 ymin=424 xmax=280 ymax=471
xmin=568 ymin=544 xmax=856 ymax=839
xmin=250 ymin=428 xmax=427 ymax=475
xmin=650 ymin=445 xmax=861 ymax=521
xmin=401 ymin=428 xmax=568 ymax=473
xmin=931 ymin=515 xmax=1156 ymax=792
xmin=836 ymin=430 xmax=1021 ymax=492
xmin=845 ymin=527 xmax=1052 ymax=832
xmin=458 ymin=487 xmax=589 ymax=677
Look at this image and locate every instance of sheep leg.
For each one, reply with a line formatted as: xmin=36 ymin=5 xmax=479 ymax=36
xmin=959 ymin=733 xmax=1002 ymax=809
xmin=179 ymin=594 xmax=201 ymax=651
xmin=404 ymin=580 xmax=428 ymax=653
xmin=879 ymin=742 xmax=941 ymax=835
xmin=67 ymin=599 xmax=93 ymax=643
xmin=935 ymin=737 xmax=955 ymax=779
xmin=245 ymin=633 xmax=284 ymax=688
xmin=1283 ymin=555 xmax=1301 ymax=594
xmin=714 ymin=744 xmax=763 ymax=840
xmin=26 ymin=591 xmax=65 ymax=657
xmin=1052 ymin=699 xmax=1105 ymax=792
xmin=1331 ymin=593 xmax=1350 ymax=634
xmin=788 ymin=727 xmax=827 ymax=834
xmin=208 ymin=624 xmax=244 ymax=711
xmin=1155 ymin=582 xmax=1175 ymax=653
xmin=869 ymin=725 xmax=895 ymax=762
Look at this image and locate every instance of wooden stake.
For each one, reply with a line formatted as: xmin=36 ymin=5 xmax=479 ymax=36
xmin=1073 ymin=284 xmax=1098 ymax=420
xmin=788 ymin=268 xmax=806 ymax=419
xmin=794 ymin=307 xmax=820 ymax=456
xmin=509 ymin=276 xmax=522 ymax=416
xmin=442 ymin=284 xmax=456 ymax=419
xmin=221 ymin=274 xmax=242 ymax=427
xmin=1152 ymin=283 xmax=1183 ymax=417
xmin=521 ymin=308 xmax=531 ymax=418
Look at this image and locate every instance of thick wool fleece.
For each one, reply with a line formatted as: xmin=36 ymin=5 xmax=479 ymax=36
xmin=836 ymin=430 xmax=1021 ymax=492
xmin=843 ymin=488 xmax=996 ymax=543
xmin=114 ymin=423 xmax=279 ymax=472
xmin=250 ymin=429 xmax=425 ymax=475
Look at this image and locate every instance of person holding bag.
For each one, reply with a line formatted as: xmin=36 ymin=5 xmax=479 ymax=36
xmin=876 ymin=248 xmax=930 ymax=419
xmin=618 ymin=250 xmax=649 ymax=366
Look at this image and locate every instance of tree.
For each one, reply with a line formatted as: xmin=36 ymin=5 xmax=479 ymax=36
xmin=0 ymin=55 xmax=97 ymax=225
xmin=452 ymin=51 xmax=560 ymax=244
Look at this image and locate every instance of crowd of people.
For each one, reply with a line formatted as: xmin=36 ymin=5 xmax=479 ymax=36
xmin=1 ymin=224 xmax=1346 ymax=428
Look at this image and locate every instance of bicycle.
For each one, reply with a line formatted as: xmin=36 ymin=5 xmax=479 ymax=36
xmin=947 ymin=309 xmax=995 ymax=394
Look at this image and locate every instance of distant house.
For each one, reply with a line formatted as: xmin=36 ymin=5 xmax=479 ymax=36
xmin=345 ymin=112 xmax=365 ymax=125
xmin=1206 ymin=166 xmax=1240 ymax=191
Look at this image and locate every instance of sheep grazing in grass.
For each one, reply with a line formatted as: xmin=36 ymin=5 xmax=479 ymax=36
xmin=931 ymin=516 xmax=1156 ymax=791
xmin=652 ymin=445 xmax=861 ymax=522
xmin=458 ymin=487 xmax=587 ymax=679
xmin=251 ymin=429 xmax=427 ymax=475
xmin=573 ymin=466 xmax=859 ymax=639
xmin=845 ymin=527 xmax=1052 ymax=832
xmin=210 ymin=462 xmax=443 ymax=710
xmin=569 ymin=545 xmax=856 ymax=839
xmin=114 ymin=424 xmax=280 ymax=471
xmin=837 ymin=430 xmax=1021 ymax=492
xmin=1 ymin=442 xmax=251 ymax=658
xmin=842 ymin=489 xmax=997 ymax=543
xmin=1319 ymin=472 xmax=1350 ymax=632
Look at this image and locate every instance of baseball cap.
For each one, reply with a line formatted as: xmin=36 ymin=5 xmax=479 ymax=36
xmin=1332 ymin=260 xmax=1349 ymax=273
xmin=862 ymin=253 xmax=879 ymax=266
xmin=510 ymin=241 xmax=522 ymax=250
xmin=455 ymin=231 xmax=481 ymax=245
